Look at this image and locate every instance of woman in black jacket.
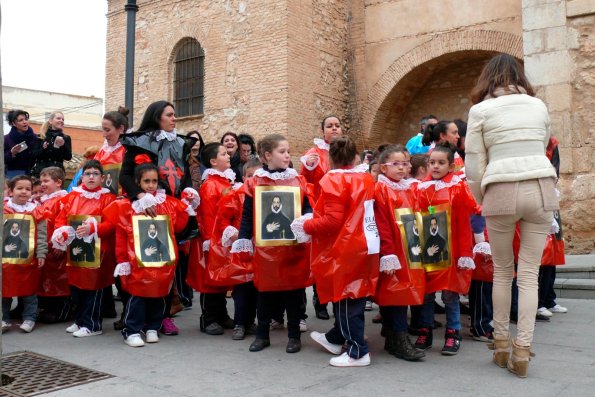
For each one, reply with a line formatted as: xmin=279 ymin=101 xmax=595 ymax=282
xmin=32 ymin=111 xmax=72 ymax=177
xmin=4 ymin=109 xmax=41 ymax=177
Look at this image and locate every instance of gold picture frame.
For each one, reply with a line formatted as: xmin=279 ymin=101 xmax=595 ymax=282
xmin=419 ymin=203 xmax=453 ymax=272
xmin=2 ymin=214 xmax=35 ymax=265
xmin=132 ymin=215 xmax=176 ymax=267
xmin=67 ymin=215 xmax=101 ymax=269
xmin=102 ymin=163 xmax=122 ymax=196
xmin=255 ymin=185 xmax=301 ymax=247
xmin=394 ymin=208 xmax=423 ymax=269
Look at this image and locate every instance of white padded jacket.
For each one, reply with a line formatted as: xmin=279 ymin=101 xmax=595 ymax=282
xmin=465 ymin=92 xmax=557 ymax=204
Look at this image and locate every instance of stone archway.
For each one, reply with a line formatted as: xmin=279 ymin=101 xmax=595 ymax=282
xmin=362 ymin=30 xmax=523 ymax=145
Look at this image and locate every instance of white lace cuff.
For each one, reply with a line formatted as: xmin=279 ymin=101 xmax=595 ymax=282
xmin=185 ymin=205 xmax=197 ymax=217
xmin=550 ymin=218 xmax=560 ymax=235
xmin=202 ymin=239 xmax=211 ymax=252
xmin=230 ymin=238 xmax=253 ymax=255
xmin=457 ymin=257 xmax=476 ymax=270
xmin=221 ymin=226 xmax=239 ymax=247
xmin=132 ymin=194 xmax=159 ymax=214
xmin=51 ymin=226 xmax=76 ymax=251
xmin=81 ymin=217 xmax=98 ymax=244
xmin=379 ymin=254 xmax=402 ymax=272
xmin=182 ymin=187 xmax=200 ymax=209
xmin=473 ymin=241 xmax=492 ymax=256
xmin=290 ymin=213 xmax=313 ymax=243
xmin=473 ymin=233 xmax=485 ymax=244
xmin=114 ymin=262 xmax=131 ymax=276
xmin=300 ymin=155 xmax=319 ymax=171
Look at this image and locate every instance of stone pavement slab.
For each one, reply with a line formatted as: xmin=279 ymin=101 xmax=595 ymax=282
xmin=2 ymin=293 xmax=594 ymax=397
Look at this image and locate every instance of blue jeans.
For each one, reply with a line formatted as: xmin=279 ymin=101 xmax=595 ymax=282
xmin=420 ymin=290 xmax=461 ymax=330
xmin=2 ymin=295 xmax=38 ymax=322
xmin=326 ymin=297 xmax=368 ymax=358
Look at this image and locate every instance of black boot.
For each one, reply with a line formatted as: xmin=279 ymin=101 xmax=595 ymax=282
xmin=393 ymin=331 xmax=425 ymax=361
xmin=383 ymin=328 xmax=394 ymax=352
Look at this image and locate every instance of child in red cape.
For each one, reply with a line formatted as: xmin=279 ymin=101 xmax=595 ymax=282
xmin=414 ymin=143 xmax=475 ymax=356
xmin=51 ymin=160 xmax=116 ymax=338
xmin=105 ymin=163 xmax=192 ymax=347
xmin=295 ymin=136 xmax=379 ymax=367
xmin=2 ymin=175 xmax=47 ymax=333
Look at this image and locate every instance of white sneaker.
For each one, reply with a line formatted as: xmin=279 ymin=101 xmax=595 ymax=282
xmin=537 ymin=307 xmax=553 ymax=317
xmin=329 ymin=352 xmax=371 ymax=367
xmin=548 ymin=304 xmax=568 ymax=313
xmin=310 ymin=331 xmax=342 ymax=355
xmin=270 ymin=320 xmax=284 ymax=330
xmin=20 ymin=320 xmax=35 ymax=333
xmin=72 ymin=327 xmax=102 ymax=338
xmin=65 ymin=323 xmax=80 ymax=333
xmin=145 ymin=330 xmax=159 ymax=343
xmin=124 ymin=333 xmax=145 ymax=347
xmin=299 ymin=319 xmax=308 ymax=332
xmin=2 ymin=321 xmax=11 ymax=333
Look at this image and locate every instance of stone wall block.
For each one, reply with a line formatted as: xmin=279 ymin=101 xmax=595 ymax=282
xmin=545 ymin=26 xmax=570 ymax=50
xmin=522 ymin=2 xmax=567 ymax=30
xmin=572 ymin=147 xmax=594 ymax=172
xmin=566 ymin=0 xmax=595 ymax=17
xmin=558 ymin=147 xmax=574 ymax=173
xmin=545 ymin=83 xmax=572 ymax=111
xmin=571 ymin=174 xmax=595 ymax=200
xmin=525 ymin=51 xmax=572 ymax=85
xmin=523 ymin=30 xmax=544 ymax=54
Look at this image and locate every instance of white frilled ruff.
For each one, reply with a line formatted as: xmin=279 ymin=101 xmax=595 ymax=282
xmin=114 ymin=262 xmax=131 ymax=276
xmin=327 ymin=163 xmax=369 ymax=174
xmin=132 ymin=190 xmax=166 ymax=214
xmin=221 ymin=226 xmax=239 ymax=247
xmin=253 ymin=167 xmax=298 ymax=181
xmin=377 ymin=174 xmax=416 ymax=191
xmin=379 ymin=254 xmax=402 ymax=272
xmin=40 ymin=190 xmax=68 ymax=203
xmin=473 ymin=242 xmax=492 ymax=256
xmin=290 ymin=213 xmax=313 ymax=243
xmin=417 ymin=174 xmax=463 ymax=191
xmin=201 ymin=168 xmax=236 ymax=182
xmin=155 ymin=129 xmax=178 ymax=142
xmin=7 ymin=199 xmax=37 ymax=213
xmin=457 ymin=257 xmax=476 ymax=270
xmin=230 ymin=238 xmax=254 ymax=255
xmin=72 ymin=186 xmax=111 ymax=199
xmin=100 ymin=140 xmax=123 ymax=154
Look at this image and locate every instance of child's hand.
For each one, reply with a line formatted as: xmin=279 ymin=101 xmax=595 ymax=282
xmin=37 ymin=258 xmax=46 ymax=268
xmin=382 ymin=269 xmax=396 ymax=276
xmin=76 ymin=223 xmax=91 ymax=238
xmin=305 ymin=153 xmax=319 ymax=167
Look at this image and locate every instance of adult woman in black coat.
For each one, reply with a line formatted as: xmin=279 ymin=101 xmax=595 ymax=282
xmin=32 ymin=111 xmax=72 ymax=177
xmin=4 ymin=109 xmax=40 ymax=177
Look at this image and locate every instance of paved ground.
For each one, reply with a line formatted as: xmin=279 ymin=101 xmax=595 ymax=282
xmin=2 ymin=292 xmax=594 ymax=397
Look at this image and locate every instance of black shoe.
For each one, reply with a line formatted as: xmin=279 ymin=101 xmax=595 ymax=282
xmin=434 ymin=301 xmax=446 ymax=314
xmin=383 ymin=328 xmax=393 ymax=351
xmin=37 ymin=311 xmax=58 ymax=324
xmin=286 ymin=338 xmax=301 ymax=353
xmin=246 ymin=323 xmax=258 ymax=335
xmin=408 ymin=326 xmax=422 ymax=336
xmin=203 ymin=323 xmax=224 ymax=335
xmin=441 ymin=329 xmax=462 ymax=355
xmin=221 ymin=318 xmax=235 ymax=329
xmin=249 ymin=338 xmax=271 ymax=352
xmin=315 ymin=308 xmax=330 ymax=320
xmin=392 ymin=331 xmax=425 ymax=361
xmin=380 ymin=324 xmax=387 ymax=338
xmin=232 ymin=325 xmax=245 ymax=340
xmin=113 ymin=320 xmax=123 ymax=331
xmin=414 ymin=328 xmax=433 ymax=350
xmin=536 ymin=313 xmax=550 ymax=322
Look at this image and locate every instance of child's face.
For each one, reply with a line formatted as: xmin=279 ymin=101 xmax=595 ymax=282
xmin=40 ymin=175 xmax=63 ymax=195
xmin=322 ymin=117 xmax=342 ymax=143
xmin=210 ymin=145 xmax=231 ymax=172
xmin=380 ymin=152 xmax=409 ymax=182
xmin=139 ymin=170 xmax=159 ymax=193
xmin=81 ymin=168 xmax=104 ymax=190
xmin=264 ymin=140 xmax=291 ymax=169
xmin=242 ymin=166 xmax=261 ymax=181
xmin=32 ymin=185 xmax=43 ymax=201
xmin=10 ymin=180 xmax=32 ymax=205
xmin=370 ymin=163 xmax=380 ymax=181
xmin=429 ymin=151 xmax=454 ymax=180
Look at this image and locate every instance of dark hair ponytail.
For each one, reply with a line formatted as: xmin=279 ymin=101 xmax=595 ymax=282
xmin=329 ymin=136 xmax=358 ymax=168
xmin=422 ymin=120 xmax=451 ymax=146
xmin=103 ymin=106 xmax=130 ymax=131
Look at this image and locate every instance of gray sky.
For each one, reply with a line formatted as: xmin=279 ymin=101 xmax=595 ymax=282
xmin=1 ymin=0 xmax=107 ymax=98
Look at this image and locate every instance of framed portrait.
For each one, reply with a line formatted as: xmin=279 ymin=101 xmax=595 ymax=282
xmin=102 ymin=163 xmax=122 ymax=196
xmin=2 ymin=214 xmax=35 ymax=265
xmin=420 ymin=203 xmax=453 ymax=272
xmin=132 ymin=215 xmax=176 ymax=267
xmin=255 ymin=186 xmax=301 ymax=247
xmin=67 ymin=215 xmax=101 ymax=268
xmin=553 ymin=210 xmax=563 ymax=241
xmin=394 ymin=209 xmax=423 ymax=269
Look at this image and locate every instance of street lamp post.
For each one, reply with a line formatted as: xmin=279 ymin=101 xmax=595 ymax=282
xmin=124 ymin=0 xmax=139 ymax=128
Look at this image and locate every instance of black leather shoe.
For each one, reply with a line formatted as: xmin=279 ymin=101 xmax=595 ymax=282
xmin=286 ymin=338 xmax=301 ymax=353
xmin=249 ymin=338 xmax=271 ymax=352
xmin=316 ymin=308 xmax=330 ymax=320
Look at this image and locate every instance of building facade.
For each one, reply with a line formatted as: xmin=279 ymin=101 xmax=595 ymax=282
xmin=105 ymin=0 xmax=594 ymax=253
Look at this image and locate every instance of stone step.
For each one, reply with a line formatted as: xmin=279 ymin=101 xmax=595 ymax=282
xmin=554 ymin=278 xmax=595 ymax=300
xmin=556 ymin=255 xmax=595 ymax=279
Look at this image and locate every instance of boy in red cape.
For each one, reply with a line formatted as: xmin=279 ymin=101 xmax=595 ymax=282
xmin=51 ymin=160 xmax=116 ymax=338
xmin=2 ymin=175 xmax=47 ymax=333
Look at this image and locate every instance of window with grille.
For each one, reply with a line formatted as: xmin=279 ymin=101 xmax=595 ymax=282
xmin=173 ymin=38 xmax=204 ymax=117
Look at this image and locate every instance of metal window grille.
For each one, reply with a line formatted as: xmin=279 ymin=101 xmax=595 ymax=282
xmin=174 ymin=38 xmax=204 ymax=117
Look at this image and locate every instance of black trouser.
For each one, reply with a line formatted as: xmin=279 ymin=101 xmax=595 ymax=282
xmin=122 ymin=295 xmax=167 ymax=338
xmin=409 ymin=304 xmax=422 ymax=329
xmin=469 ymin=280 xmax=494 ymax=336
xmin=114 ymin=277 xmax=131 ymax=322
xmin=199 ymin=292 xmax=229 ymax=329
xmin=381 ymin=305 xmax=408 ymax=332
xmin=312 ymin=284 xmax=328 ymax=312
xmin=232 ymin=282 xmax=258 ymax=327
xmin=38 ymin=296 xmax=73 ymax=323
xmin=256 ymin=289 xmax=303 ymax=340
xmin=538 ymin=266 xmax=557 ymax=309
xmin=326 ymin=297 xmax=368 ymax=358
xmin=175 ymin=250 xmax=194 ymax=307
xmin=101 ymin=285 xmax=116 ymax=316
xmin=71 ymin=286 xmax=103 ymax=332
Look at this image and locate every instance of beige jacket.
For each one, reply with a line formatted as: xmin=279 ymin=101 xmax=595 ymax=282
xmin=465 ymin=89 xmax=557 ymax=205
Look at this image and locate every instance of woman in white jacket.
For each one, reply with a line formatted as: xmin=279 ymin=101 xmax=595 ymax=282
xmin=465 ymin=54 xmax=559 ymax=378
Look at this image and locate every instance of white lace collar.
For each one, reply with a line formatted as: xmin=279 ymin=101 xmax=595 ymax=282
xmin=201 ymin=168 xmax=236 ymax=182
xmin=156 ymin=129 xmax=178 ymax=142
xmin=377 ymin=174 xmax=414 ymax=190
xmin=100 ymin=140 xmax=123 ymax=154
xmin=73 ymin=186 xmax=111 ymax=199
xmin=417 ymin=174 xmax=463 ymax=191
xmin=328 ymin=163 xmax=369 ymax=174
xmin=254 ymin=167 xmax=298 ymax=180
xmin=313 ymin=138 xmax=330 ymax=151
xmin=40 ymin=190 xmax=68 ymax=203
xmin=133 ymin=190 xmax=166 ymax=214
xmin=7 ymin=199 xmax=37 ymax=213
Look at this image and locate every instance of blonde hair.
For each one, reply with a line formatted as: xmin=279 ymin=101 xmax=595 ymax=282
xmin=39 ymin=111 xmax=65 ymax=139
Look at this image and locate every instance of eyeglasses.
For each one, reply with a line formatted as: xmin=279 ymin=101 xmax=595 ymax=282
xmin=382 ymin=161 xmax=410 ymax=168
xmin=83 ymin=172 xmax=101 ymax=177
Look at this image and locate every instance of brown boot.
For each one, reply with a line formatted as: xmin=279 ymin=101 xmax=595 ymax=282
xmin=507 ymin=340 xmax=535 ymax=378
xmin=487 ymin=335 xmax=511 ymax=368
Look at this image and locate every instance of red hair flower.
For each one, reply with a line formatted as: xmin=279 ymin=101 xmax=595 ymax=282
xmin=134 ymin=154 xmax=152 ymax=165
